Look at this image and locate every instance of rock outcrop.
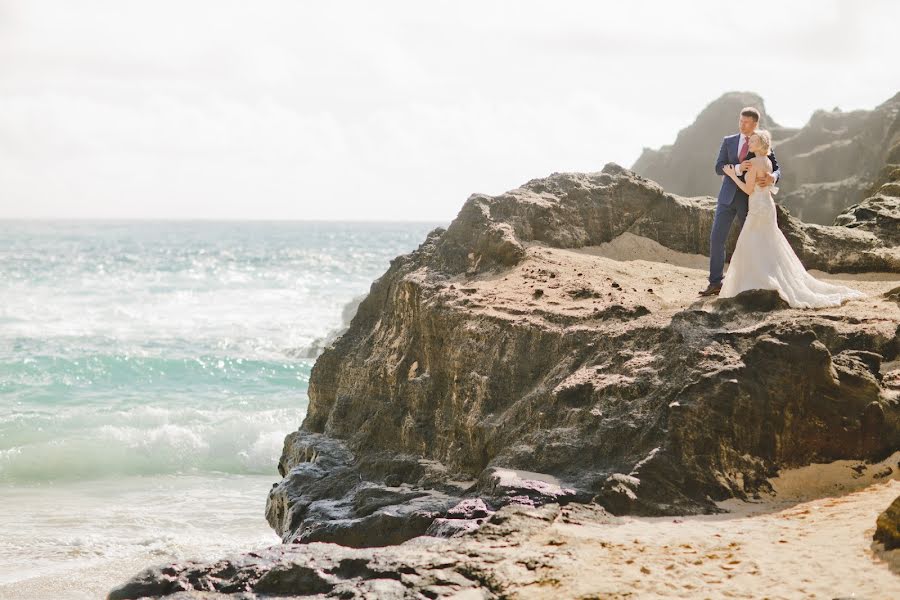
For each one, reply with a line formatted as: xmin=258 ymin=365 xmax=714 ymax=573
xmin=633 ymin=91 xmax=900 ymax=225
xmin=110 ymin=164 xmax=900 ymax=599
xmin=263 ymin=165 xmax=900 ymax=548
xmin=108 ymin=502 xmax=615 ymax=600
xmin=108 ymin=478 xmax=900 ymax=599
xmin=834 ymin=164 xmax=900 ymax=246
xmin=875 ymin=494 xmax=900 ymax=550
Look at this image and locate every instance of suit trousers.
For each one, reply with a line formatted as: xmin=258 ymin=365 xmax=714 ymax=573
xmin=708 ymin=195 xmax=749 ymax=285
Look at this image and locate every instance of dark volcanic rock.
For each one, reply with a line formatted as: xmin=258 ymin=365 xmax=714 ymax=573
xmin=272 ymin=165 xmax=900 ymax=538
xmin=108 ymin=502 xmax=617 ymax=600
xmin=633 ymin=90 xmax=900 ymax=224
xmin=265 ymin=431 xmax=466 ymax=547
xmin=875 ymin=494 xmax=900 ymax=550
xmin=110 ymin=164 xmax=900 ymax=599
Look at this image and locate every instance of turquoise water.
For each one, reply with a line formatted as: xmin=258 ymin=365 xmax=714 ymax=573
xmin=0 ymin=219 xmax=443 ymax=596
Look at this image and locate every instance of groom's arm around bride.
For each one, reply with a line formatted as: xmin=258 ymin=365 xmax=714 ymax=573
xmin=715 ymin=135 xmax=781 ymax=190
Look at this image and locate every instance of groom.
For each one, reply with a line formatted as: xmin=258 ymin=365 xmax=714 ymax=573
xmin=699 ymin=107 xmax=782 ymax=296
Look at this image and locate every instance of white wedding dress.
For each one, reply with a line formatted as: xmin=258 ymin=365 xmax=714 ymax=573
xmin=719 ymin=158 xmax=866 ymax=308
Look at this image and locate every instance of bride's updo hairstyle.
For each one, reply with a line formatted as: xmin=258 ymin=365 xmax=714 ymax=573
xmin=753 ymin=129 xmax=773 ymax=154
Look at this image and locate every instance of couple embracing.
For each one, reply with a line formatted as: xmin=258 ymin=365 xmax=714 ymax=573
xmin=698 ymin=107 xmax=865 ymax=308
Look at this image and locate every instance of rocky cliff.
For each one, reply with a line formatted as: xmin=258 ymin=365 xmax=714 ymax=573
xmin=633 ymin=91 xmax=900 ymax=225
xmin=109 ymin=165 xmax=900 ymax=599
xmin=834 ymin=163 xmax=900 ymax=246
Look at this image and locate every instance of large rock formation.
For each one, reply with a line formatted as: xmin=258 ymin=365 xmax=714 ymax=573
xmin=110 ymin=165 xmax=900 ymax=599
xmin=633 ymin=91 xmax=900 ymax=225
xmin=262 ymin=165 xmax=900 ymax=547
xmin=834 ymin=164 xmax=900 ymax=246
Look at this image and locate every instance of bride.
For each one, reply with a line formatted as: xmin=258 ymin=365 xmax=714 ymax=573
xmin=719 ymin=130 xmax=866 ymax=308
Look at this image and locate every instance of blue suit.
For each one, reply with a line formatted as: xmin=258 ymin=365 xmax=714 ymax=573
xmin=708 ymin=133 xmax=782 ymax=285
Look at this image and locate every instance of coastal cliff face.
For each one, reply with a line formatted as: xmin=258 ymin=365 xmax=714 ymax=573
xmin=109 ymin=164 xmax=900 ymax=599
xmin=262 ymin=164 xmax=900 ymax=548
xmin=633 ymin=91 xmax=900 ymax=225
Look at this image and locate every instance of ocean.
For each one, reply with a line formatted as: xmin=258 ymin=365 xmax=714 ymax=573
xmin=0 ymin=219 xmax=444 ymax=598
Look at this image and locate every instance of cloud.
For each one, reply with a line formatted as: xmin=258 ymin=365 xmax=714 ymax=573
xmin=0 ymin=0 xmax=897 ymax=220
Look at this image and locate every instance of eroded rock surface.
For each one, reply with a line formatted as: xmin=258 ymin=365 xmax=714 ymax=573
xmin=834 ymin=165 xmax=900 ymax=246
xmin=108 ymin=503 xmax=614 ymax=600
xmin=272 ymin=165 xmax=900 ymax=544
xmin=110 ymin=164 xmax=900 ymax=599
xmin=109 ymin=481 xmax=900 ymax=599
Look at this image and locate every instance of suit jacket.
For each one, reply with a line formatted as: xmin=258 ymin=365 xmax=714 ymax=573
xmin=714 ymin=133 xmax=782 ymax=205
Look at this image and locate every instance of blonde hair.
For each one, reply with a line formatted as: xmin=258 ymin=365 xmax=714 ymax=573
xmin=752 ymin=129 xmax=772 ymax=154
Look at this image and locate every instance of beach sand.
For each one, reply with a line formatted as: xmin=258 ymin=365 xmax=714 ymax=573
xmin=517 ymin=455 xmax=900 ymax=600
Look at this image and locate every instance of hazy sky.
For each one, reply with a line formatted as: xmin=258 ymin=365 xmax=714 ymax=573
xmin=1 ymin=1 xmax=897 ymax=221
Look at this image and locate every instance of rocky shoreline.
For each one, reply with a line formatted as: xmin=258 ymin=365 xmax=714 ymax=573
xmin=109 ymin=164 xmax=900 ymax=599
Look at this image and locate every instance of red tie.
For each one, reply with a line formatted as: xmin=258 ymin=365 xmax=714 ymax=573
xmin=739 ymin=136 xmax=750 ymax=161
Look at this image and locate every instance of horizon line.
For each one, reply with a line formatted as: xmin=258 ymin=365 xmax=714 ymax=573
xmin=0 ymin=217 xmax=452 ymax=224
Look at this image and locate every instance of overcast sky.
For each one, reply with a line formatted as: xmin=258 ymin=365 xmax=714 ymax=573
xmin=1 ymin=0 xmax=897 ymax=221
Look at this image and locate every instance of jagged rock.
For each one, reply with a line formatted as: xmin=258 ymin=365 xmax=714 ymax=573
xmin=426 ymin=165 xmax=897 ymax=276
xmin=633 ymin=90 xmax=900 ymax=224
xmin=775 ymin=94 xmax=900 ymax=197
xmin=778 ymin=176 xmax=871 ymax=225
xmin=834 ymin=166 xmax=900 ymax=245
xmin=110 ymin=161 xmax=900 ymax=599
xmin=266 ymin=431 xmax=466 ymax=547
xmin=476 ymin=467 xmax=587 ymax=508
xmin=265 ymin=165 xmax=900 ymax=543
xmin=108 ymin=502 xmax=617 ymax=600
xmin=875 ymin=494 xmax=900 ymax=550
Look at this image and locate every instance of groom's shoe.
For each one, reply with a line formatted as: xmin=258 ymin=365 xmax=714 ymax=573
xmin=699 ymin=282 xmax=722 ymax=296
